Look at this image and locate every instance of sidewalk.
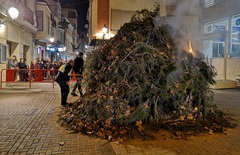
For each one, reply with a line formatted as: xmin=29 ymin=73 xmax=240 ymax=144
xmin=0 ymin=83 xmax=239 ymax=155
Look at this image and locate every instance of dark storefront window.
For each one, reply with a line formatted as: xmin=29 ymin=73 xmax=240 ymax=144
xmin=212 ymin=42 xmax=224 ymax=58
xmin=231 ymin=43 xmax=240 ymax=57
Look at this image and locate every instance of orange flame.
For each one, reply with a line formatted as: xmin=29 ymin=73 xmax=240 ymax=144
xmin=188 ymin=41 xmax=193 ymax=54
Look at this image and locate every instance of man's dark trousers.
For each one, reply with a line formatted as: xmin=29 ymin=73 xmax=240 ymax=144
xmin=58 ymin=81 xmax=69 ymax=105
xmin=72 ymin=76 xmax=83 ymax=95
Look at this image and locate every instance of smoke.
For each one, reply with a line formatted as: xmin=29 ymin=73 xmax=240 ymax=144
xmin=167 ymin=0 xmax=202 ymax=52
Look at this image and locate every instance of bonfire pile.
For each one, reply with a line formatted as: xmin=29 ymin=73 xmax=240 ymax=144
xmin=58 ymin=7 xmax=234 ymax=141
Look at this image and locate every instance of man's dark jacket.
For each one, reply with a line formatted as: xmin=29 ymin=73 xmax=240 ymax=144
xmin=56 ymin=63 xmax=73 ymax=82
xmin=73 ymin=57 xmax=84 ymax=74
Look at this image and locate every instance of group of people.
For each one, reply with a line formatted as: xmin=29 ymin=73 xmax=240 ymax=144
xmin=7 ymin=55 xmax=28 ymax=82
xmin=7 ymin=55 xmax=67 ymax=82
xmin=30 ymin=58 xmax=64 ymax=81
xmin=6 ymin=53 xmax=85 ymax=107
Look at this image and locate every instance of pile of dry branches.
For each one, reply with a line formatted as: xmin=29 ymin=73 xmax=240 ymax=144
xmin=59 ymin=6 xmax=234 ymax=141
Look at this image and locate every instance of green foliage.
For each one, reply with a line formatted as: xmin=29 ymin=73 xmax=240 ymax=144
xmin=59 ymin=6 xmax=217 ymax=140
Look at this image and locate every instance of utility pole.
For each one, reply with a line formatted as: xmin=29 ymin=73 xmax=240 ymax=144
xmin=223 ymin=17 xmax=232 ymax=81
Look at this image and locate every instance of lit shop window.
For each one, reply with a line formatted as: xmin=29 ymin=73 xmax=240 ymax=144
xmin=203 ymin=39 xmax=225 ymax=58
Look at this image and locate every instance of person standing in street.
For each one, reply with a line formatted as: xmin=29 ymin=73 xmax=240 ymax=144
xmin=55 ymin=60 xmax=74 ymax=106
xmin=18 ymin=58 xmax=28 ymax=81
xmin=71 ymin=52 xmax=84 ymax=97
xmin=8 ymin=55 xmax=19 ymax=82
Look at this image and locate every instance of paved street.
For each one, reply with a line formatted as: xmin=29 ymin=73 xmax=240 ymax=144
xmin=0 ymin=83 xmax=240 ymax=155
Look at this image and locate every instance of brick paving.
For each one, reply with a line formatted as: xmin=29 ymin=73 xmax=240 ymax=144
xmin=0 ymin=83 xmax=239 ymax=155
xmin=0 ymin=83 xmax=112 ymax=155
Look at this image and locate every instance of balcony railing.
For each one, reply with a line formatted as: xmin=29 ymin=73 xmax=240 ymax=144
xmin=204 ymin=0 xmax=224 ymax=8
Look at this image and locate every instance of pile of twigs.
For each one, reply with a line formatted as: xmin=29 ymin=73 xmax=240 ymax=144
xmin=58 ymin=6 xmax=234 ymax=141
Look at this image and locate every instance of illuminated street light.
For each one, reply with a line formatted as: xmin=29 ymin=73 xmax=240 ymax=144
xmin=102 ymin=24 xmax=108 ymax=40
xmin=8 ymin=7 xmax=19 ymax=20
xmin=50 ymin=37 xmax=54 ymax=43
xmin=0 ymin=7 xmax=19 ymax=26
xmin=102 ymin=24 xmax=108 ymax=34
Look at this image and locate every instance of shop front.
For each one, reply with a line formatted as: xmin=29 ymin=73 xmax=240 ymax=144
xmin=203 ymin=15 xmax=240 ymax=81
xmin=45 ymin=44 xmax=66 ymax=62
xmin=204 ymin=15 xmax=240 ymax=58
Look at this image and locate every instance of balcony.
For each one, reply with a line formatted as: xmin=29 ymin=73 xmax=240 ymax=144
xmin=17 ymin=1 xmax=34 ymax=25
xmin=58 ymin=18 xmax=69 ymax=29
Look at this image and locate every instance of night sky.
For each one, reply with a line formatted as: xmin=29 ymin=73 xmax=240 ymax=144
xmin=59 ymin=0 xmax=89 ymax=34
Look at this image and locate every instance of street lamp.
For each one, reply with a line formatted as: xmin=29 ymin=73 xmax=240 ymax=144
xmin=8 ymin=7 xmax=19 ymax=20
xmin=0 ymin=7 xmax=19 ymax=26
xmin=50 ymin=37 xmax=54 ymax=43
xmin=102 ymin=24 xmax=108 ymax=40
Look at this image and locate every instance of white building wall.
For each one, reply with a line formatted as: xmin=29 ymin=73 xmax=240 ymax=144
xmin=211 ymin=58 xmax=240 ymax=81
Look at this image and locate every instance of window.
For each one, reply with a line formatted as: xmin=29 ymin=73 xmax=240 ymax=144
xmin=231 ymin=15 xmax=240 ymax=57
xmin=0 ymin=44 xmax=8 ymax=64
xmin=68 ymin=11 xmax=76 ymax=18
xmin=204 ymin=40 xmax=225 ymax=58
xmin=51 ymin=13 xmax=57 ymax=28
xmin=231 ymin=43 xmax=240 ymax=57
xmin=51 ymin=27 xmax=54 ymax=37
xmin=212 ymin=42 xmax=224 ymax=58
xmin=36 ymin=11 xmax=43 ymax=30
xmin=47 ymin=15 xmax=50 ymax=34
xmin=204 ymin=0 xmax=224 ymax=8
xmin=58 ymin=30 xmax=64 ymax=43
xmin=111 ymin=9 xmax=135 ymax=31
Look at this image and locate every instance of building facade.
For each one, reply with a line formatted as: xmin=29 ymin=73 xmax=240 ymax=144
xmin=0 ymin=0 xmax=37 ymax=80
xmin=0 ymin=0 xmax=80 ymax=83
xmin=35 ymin=0 xmax=57 ymax=61
xmin=88 ymin=0 xmax=165 ymax=47
xmin=88 ymin=0 xmax=240 ymax=83
xmin=35 ymin=0 xmax=77 ymax=62
xmin=201 ymin=0 xmax=240 ymax=81
xmin=61 ymin=7 xmax=79 ymax=58
xmin=88 ymin=0 xmax=201 ymax=52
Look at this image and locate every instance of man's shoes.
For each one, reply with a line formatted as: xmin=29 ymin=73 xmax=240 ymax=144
xmin=61 ymin=102 xmax=71 ymax=107
xmin=68 ymin=103 xmax=73 ymax=107
xmin=71 ymin=93 xmax=78 ymax=96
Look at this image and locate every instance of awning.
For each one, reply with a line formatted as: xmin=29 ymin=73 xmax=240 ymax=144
xmin=35 ymin=40 xmax=47 ymax=46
